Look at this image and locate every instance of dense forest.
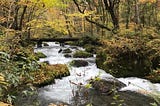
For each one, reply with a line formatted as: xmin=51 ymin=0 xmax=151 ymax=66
xmin=0 ymin=0 xmax=160 ymax=106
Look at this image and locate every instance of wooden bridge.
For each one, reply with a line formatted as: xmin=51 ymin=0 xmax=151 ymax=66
xmin=30 ymin=37 xmax=80 ymax=47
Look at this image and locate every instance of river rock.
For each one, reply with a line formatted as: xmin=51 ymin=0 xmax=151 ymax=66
xmin=70 ymin=60 xmax=88 ymax=67
xmin=43 ymin=43 xmax=49 ymax=46
xmin=64 ymin=54 xmax=72 ymax=58
xmin=58 ymin=49 xmax=63 ymax=53
xmin=90 ymin=77 xmax=126 ymax=94
xmin=72 ymin=78 xmax=156 ymax=106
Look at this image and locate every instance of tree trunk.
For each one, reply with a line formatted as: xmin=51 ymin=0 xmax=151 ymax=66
xmin=108 ymin=9 xmax=119 ymax=29
xmin=126 ymin=0 xmax=131 ymax=29
xmin=135 ymin=0 xmax=140 ymax=24
xmin=19 ymin=5 xmax=27 ymax=31
xmin=103 ymin=0 xmax=119 ymax=30
xmin=11 ymin=5 xmax=19 ymax=30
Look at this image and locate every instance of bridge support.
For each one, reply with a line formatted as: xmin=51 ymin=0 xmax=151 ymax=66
xmin=37 ymin=41 xmax=42 ymax=48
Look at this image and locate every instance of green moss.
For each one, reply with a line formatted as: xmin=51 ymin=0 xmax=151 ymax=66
xmin=73 ymin=50 xmax=93 ymax=58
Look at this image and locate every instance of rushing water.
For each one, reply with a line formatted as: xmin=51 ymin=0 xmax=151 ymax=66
xmin=34 ymin=42 xmax=160 ymax=105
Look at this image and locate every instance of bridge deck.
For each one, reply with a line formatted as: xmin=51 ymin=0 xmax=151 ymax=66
xmin=30 ymin=37 xmax=80 ymax=47
xmin=30 ymin=37 xmax=80 ymax=42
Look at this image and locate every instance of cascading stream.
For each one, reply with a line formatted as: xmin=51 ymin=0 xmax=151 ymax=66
xmin=34 ymin=42 xmax=160 ymax=105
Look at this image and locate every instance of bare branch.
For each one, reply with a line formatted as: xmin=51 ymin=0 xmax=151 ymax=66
xmin=73 ymin=0 xmax=112 ymax=31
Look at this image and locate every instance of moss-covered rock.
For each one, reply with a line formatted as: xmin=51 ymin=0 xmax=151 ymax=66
xmin=89 ymin=77 xmax=126 ymax=94
xmin=62 ymin=48 xmax=72 ymax=53
xmin=147 ymin=39 xmax=160 ymax=69
xmin=73 ymin=50 xmax=93 ymax=58
xmin=28 ymin=64 xmax=70 ymax=87
xmin=73 ymin=76 xmax=157 ymax=106
xmin=35 ymin=52 xmax=47 ymax=60
xmin=96 ymin=37 xmax=153 ymax=78
xmin=70 ymin=60 xmax=88 ymax=67
xmin=76 ymin=87 xmax=156 ymax=106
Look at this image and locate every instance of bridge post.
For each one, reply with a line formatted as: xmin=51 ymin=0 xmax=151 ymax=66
xmin=37 ymin=41 xmax=42 ymax=48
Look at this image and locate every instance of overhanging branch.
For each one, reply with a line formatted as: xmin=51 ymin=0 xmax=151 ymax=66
xmin=73 ymin=0 xmax=112 ymax=31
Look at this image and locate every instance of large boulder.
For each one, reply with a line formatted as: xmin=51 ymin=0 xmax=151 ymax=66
xmin=90 ymin=77 xmax=126 ymax=94
xmin=72 ymin=77 xmax=156 ymax=106
xmin=96 ymin=37 xmax=152 ymax=78
xmin=70 ymin=60 xmax=88 ymax=67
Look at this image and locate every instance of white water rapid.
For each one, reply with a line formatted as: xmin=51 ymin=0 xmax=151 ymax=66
xmin=34 ymin=42 xmax=160 ymax=105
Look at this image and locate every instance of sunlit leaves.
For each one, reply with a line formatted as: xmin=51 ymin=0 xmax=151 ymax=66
xmin=0 ymin=73 xmax=8 ymax=87
xmin=31 ymin=0 xmax=68 ymax=8
xmin=139 ymin=0 xmax=156 ymax=4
